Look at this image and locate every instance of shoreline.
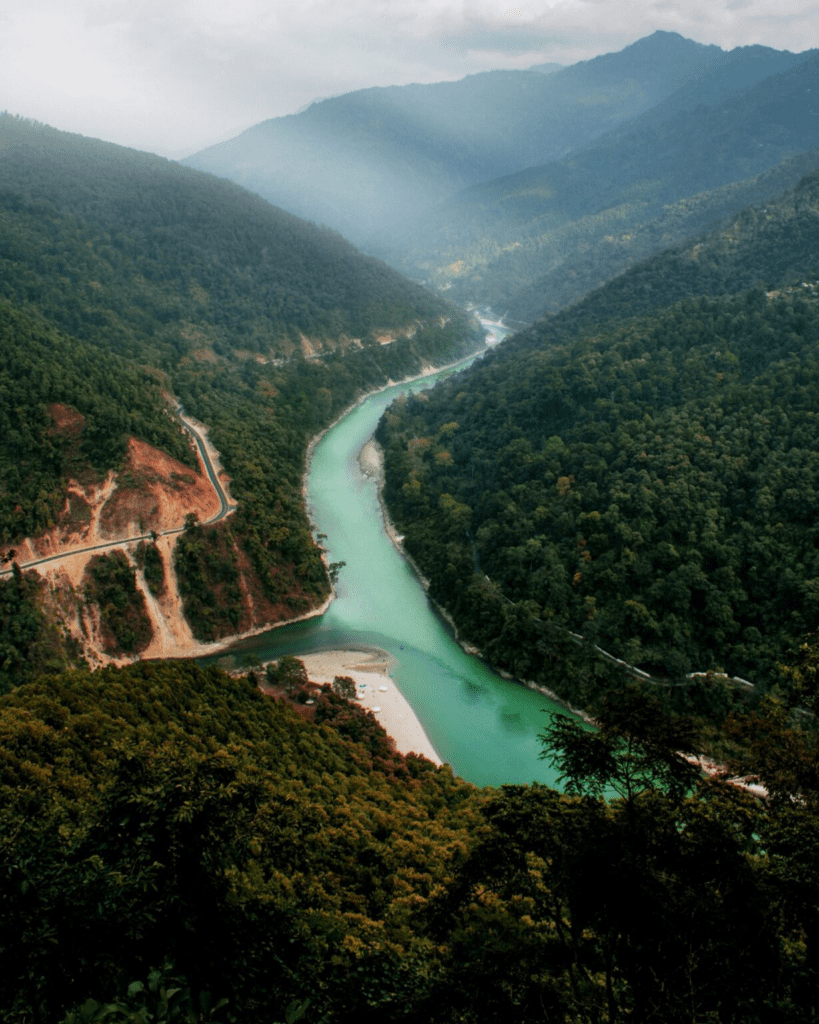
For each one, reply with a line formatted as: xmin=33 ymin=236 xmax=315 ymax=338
xmin=167 ymin=330 xmax=596 ymax=733
xmin=360 ymin=435 xmax=598 ymax=726
xmin=301 ymin=342 xmax=488 ymax=517
xmin=170 ymin=593 xmax=337 ymax=660
xmin=149 ymin=341 xmax=489 ymax=663
xmin=291 ymin=647 xmax=444 ymax=765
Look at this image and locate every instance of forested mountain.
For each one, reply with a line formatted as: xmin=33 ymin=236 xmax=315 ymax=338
xmin=600 ymin=41 xmax=807 ymax=137
xmin=377 ymin=172 xmax=819 ymax=715
xmin=0 ymin=113 xmax=482 ymax=673
xmin=539 ymin=167 xmax=819 ymax=330
xmin=5 ymin=67 xmax=819 ymax=1024
xmin=183 ymin=32 xmax=736 ymax=243
xmin=381 ymin=47 xmax=819 ymax=320
xmin=0 ymin=114 xmax=470 ymax=363
xmin=504 ymin=147 xmax=819 ymax=323
xmin=5 ymin=655 xmax=819 ymax=1022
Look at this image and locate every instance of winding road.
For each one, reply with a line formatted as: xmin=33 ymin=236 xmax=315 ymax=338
xmin=0 ymin=405 xmax=235 ymax=579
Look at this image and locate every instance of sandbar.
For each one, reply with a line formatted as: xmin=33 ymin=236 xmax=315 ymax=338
xmin=296 ymin=648 xmax=443 ymax=766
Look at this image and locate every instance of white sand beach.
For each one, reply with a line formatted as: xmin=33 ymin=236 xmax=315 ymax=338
xmin=296 ymin=649 xmax=443 ymax=765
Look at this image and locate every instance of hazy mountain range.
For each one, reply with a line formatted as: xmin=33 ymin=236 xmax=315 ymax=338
xmin=184 ymin=32 xmax=747 ymax=243
xmin=184 ymin=30 xmax=818 ymax=325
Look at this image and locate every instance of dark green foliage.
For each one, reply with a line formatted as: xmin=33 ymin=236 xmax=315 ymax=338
xmin=541 ymin=687 xmax=701 ymax=802
xmin=173 ymin=521 xmax=244 ymax=641
xmin=314 ymin=685 xmax=403 ymax=769
xmin=436 ymin=777 xmax=773 ymax=1023
xmin=135 ymin=540 xmax=165 ymax=597
xmin=61 ymin=961 xmax=230 ymax=1024
xmin=85 ymin=551 xmax=152 ymax=655
xmin=379 ymin=243 xmax=819 ymax=709
xmin=332 ymin=675 xmax=356 ymax=699
xmin=0 ymin=565 xmax=83 ymax=693
xmin=0 ymin=113 xmax=475 ymax=365
xmin=0 ymin=300 xmax=193 ymax=544
xmin=4 ymin=657 xmax=819 ymax=1021
xmin=536 ymin=164 xmax=819 ymax=333
xmin=0 ymin=661 xmax=480 ymax=1024
xmin=502 ymin=148 xmax=819 ymax=324
xmin=264 ymin=655 xmax=309 ymax=697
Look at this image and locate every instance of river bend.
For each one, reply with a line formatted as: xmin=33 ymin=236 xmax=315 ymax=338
xmin=225 ymin=335 xmax=564 ymax=788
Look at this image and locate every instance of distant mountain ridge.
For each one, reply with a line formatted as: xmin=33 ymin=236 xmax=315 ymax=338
xmin=182 ymin=32 xmax=732 ymax=243
xmin=598 ymin=42 xmax=807 ymax=139
xmin=381 ymin=44 xmax=819 ymax=319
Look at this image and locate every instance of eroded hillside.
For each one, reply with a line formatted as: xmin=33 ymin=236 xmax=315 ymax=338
xmin=0 ymin=115 xmax=484 ymax=689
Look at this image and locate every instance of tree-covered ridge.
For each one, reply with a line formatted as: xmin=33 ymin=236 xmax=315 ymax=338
xmin=185 ymin=32 xmax=736 ymax=245
xmin=83 ymin=551 xmax=153 ymax=655
xmin=3 ymin=657 xmax=819 ymax=1021
xmin=0 ymin=300 xmax=193 ymax=544
xmin=0 ymin=565 xmax=84 ymax=692
xmin=0 ymin=114 xmax=472 ymax=366
xmin=378 ymin=279 xmax=819 ymax=708
xmin=0 ymin=661 xmax=482 ymax=1023
xmin=471 ymin=147 xmax=819 ymax=324
xmin=535 ymin=165 xmax=819 ymax=334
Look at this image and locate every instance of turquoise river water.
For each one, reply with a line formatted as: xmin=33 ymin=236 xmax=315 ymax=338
xmin=221 ymin=330 xmax=564 ymax=788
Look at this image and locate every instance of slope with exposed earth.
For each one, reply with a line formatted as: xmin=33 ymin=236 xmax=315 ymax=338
xmin=0 ymin=114 xmax=483 ymax=687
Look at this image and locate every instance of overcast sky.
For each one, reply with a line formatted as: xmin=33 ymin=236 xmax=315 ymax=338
xmin=2 ymin=0 xmax=818 ymax=159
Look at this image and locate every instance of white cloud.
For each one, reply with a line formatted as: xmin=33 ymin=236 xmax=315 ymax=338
xmin=1 ymin=0 xmax=817 ymax=156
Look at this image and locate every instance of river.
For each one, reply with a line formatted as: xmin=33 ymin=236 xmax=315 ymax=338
xmin=222 ymin=323 xmax=564 ymax=788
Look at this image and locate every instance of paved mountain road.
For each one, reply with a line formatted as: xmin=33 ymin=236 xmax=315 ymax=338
xmin=0 ymin=407 xmax=235 ymax=579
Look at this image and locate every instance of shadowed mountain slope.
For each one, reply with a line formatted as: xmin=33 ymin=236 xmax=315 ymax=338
xmin=183 ymin=32 xmax=731 ymax=243
xmin=379 ymin=46 xmax=818 ymax=319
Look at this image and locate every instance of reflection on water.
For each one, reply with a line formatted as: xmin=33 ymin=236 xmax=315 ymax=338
xmin=499 ymin=710 xmax=526 ymax=733
xmin=461 ymin=676 xmax=488 ymax=701
xmin=216 ymin=332 xmax=566 ymax=789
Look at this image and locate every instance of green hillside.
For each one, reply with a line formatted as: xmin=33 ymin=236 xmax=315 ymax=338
xmin=0 ymin=114 xmax=472 ymax=363
xmin=504 ymin=148 xmax=819 ymax=323
xmin=0 ymin=300 xmax=194 ymax=545
xmin=0 ymin=113 xmax=483 ymax=664
xmin=377 ymin=172 xmax=819 ymax=716
xmin=539 ymin=166 xmax=819 ymax=330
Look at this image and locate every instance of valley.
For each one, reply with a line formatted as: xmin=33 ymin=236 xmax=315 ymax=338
xmin=4 ymin=26 xmax=819 ymax=1023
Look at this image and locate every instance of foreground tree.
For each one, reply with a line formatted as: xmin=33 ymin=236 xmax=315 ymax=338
xmin=432 ymin=689 xmax=775 ymax=1023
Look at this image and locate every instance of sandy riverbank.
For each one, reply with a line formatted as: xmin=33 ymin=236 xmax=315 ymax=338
xmin=295 ymin=648 xmax=443 ymax=765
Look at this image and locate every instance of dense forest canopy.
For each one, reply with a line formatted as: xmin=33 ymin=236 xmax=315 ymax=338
xmin=3 ymin=656 xmax=819 ymax=1022
xmin=378 ymin=172 xmax=819 ymax=715
xmin=0 ymin=114 xmax=473 ymax=364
